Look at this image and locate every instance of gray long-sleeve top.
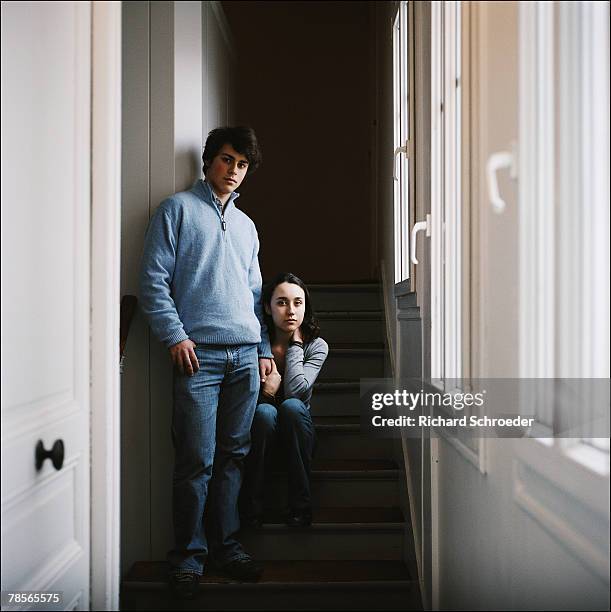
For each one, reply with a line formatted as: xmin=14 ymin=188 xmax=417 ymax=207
xmin=260 ymin=337 xmax=329 ymax=407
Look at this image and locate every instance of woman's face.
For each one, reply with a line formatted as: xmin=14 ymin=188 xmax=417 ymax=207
xmin=266 ymin=282 xmax=306 ymax=335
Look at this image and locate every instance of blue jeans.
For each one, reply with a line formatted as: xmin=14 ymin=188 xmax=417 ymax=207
xmin=241 ymin=398 xmax=317 ymax=518
xmin=167 ymin=344 xmax=259 ymax=575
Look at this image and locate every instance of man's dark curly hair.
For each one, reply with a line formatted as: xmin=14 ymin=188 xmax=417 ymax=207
xmin=202 ymin=126 xmax=262 ymax=176
xmin=262 ymin=272 xmax=321 ymax=344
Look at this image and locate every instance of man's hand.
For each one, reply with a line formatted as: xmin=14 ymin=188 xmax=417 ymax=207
xmin=169 ymin=339 xmax=199 ymax=376
xmin=261 ymin=359 xmax=282 ymax=397
xmin=259 ymin=357 xmax=273 ymax=383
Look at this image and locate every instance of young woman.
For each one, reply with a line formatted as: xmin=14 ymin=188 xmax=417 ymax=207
xmin=241 ymin=272 xmax=328 ymax=528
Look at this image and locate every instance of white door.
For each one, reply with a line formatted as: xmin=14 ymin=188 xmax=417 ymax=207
xmin=1 ymin=3 xmax=91 ymax=609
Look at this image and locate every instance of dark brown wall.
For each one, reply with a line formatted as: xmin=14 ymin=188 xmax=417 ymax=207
xmin=221 ymin=0 xmax=375 ymax=283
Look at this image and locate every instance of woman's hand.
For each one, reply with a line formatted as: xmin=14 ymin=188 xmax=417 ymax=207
xmin=262 ymin=359 xmax=282 ymax=397
xmin=259 ymin=357 xmax=273 ymax=383
xmin=291 ymin=326 xmax=304 ymax=343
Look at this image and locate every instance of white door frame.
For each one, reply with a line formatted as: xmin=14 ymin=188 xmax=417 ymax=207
xmin=90 ymin=2 xmax=122 ymax=610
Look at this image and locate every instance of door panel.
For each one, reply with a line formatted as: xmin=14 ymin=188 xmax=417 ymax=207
xmin=1 ymin=2 xmax=91 ymax=608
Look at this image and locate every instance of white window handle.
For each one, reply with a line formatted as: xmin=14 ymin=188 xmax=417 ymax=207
xmin=411 ymin=213 xmax=431 ymax=264
xmin=393 ymin=142 xmax=409 ymax=181
xmin=486 ymin=142 xmax=518 ymax=214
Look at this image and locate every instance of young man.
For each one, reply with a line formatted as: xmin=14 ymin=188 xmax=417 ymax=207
xmin=139 ymin=126 xmax=273 ymax=598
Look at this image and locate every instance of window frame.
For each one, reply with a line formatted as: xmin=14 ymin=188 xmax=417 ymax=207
xmin=430 ymin=0 xmax=462 ymax=388
xmin=392 ymin=0 xmax=414 ymax=285
xmin=430 ymin=1 xmax=481 ymax=469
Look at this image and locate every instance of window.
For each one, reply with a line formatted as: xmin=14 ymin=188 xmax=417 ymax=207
xmin=429 ymin=1 xmax=481 ymax=469
xmin=518 ymin=1 xmax=610 ymax=470
xmin=512 ymin=6 xmax=609 ymax=583
xmin=393 ymin=1 xmax=413 ymax=284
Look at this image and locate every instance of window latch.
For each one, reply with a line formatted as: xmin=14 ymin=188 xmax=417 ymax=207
xmin=486 ymin=141 xmax=518 ymax=214
xmin=411 ymin=213 xmax=431 ymax=265
xmin=393 ymin=140 xmax=410 ymax=181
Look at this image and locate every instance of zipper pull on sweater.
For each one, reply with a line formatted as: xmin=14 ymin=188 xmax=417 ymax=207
xmin=212 ymin=190 xmax=227 ymax=231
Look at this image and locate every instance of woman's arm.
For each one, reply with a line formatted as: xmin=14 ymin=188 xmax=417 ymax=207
xmin=283 ymin=338 xmax=329 ymax=401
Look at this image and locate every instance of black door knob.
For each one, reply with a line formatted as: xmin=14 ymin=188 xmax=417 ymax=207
xmin=35 ymin=439 xmax=64 ymax=471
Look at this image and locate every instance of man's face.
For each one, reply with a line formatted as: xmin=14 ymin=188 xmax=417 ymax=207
xmin=205 ymin=143 xmax=249 ymax=197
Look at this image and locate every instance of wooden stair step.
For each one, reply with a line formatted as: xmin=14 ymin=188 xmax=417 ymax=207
xmin=313 ymin=415 xmax=360 ymax=431
xmin=309 ymin=458 xmax=398 ymax=474
xmin=256 ymin=506 xmax=404 ymax=526
xmin=124 ymin=559 xmax=412 ymax=584
xmin=328 ymin=343 xmax=385 ymax=352
xmin=316 ymin=310 xmax=383 ymax=319
xmin=314 ymin=379 xmax=361 ymax=392
xmin=308 ymin=282 xmax=380 ymax=289
xmin=121 ymin=560 xmax=422 ymax=610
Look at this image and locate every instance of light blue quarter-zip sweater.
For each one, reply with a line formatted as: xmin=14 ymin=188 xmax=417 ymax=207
xmin=139 ymin=179 xmax=272 ymax=357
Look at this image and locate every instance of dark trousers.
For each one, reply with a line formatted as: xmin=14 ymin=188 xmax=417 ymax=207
xmin=241 ymin=398 xmax=317 ymax=517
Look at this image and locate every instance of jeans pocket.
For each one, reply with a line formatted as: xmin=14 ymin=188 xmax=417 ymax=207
xmin=193 ymin=347 xmax=206 ymax=367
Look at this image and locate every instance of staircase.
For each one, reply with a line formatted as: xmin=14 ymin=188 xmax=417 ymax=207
xmin=121 ymin=283 xmax=423 ymax=610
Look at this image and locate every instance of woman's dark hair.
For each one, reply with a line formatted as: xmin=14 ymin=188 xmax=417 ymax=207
xmin=202 ymin=126 xmax=262 ymax=176
xmin=262 ymin=272 xmax=320 ymax=344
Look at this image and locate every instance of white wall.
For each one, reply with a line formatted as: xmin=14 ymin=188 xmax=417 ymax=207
xmin=202 ymin=2 xmax=236 ymax=139
xmin=438 ymin=438 xmax=609 ymax=610
xmin=120 ymin=0 xmax=235 ymax=574
xmin=175 ymin=1 xmax=204 ymax=191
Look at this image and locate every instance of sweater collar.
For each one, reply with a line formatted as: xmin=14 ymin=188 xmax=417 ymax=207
xmin=195 ymin=178 xmax=240 ymax=211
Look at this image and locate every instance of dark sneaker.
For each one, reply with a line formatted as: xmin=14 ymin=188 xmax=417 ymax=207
xmin=285 ymin=509 xmax=312 ymax=528
xmin=169 ymin=570 xmax=200 ymax=599
xmin=217 ymin=556 xmax=263 ymax=582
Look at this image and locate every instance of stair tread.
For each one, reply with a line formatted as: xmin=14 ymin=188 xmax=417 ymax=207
xmin=309 ymin=458 xmax=397 ymax=472
xmin=313 ymin=415 xmax=359 ymax=427
xmin=124 ymin=560 xmax=411 ymax=585
xmin=314 ymin=379 xmax=361 ymax=389
xmin=269 ymin=459 xmax=398 ymax=480
xmin=257 ymin=507 xmax=404 ymax=524
xmin=308 ymin=282 xmax=380 ymax=290
xmin=328 ymin=343 xmax=384 ymax=351
xmin=316 ymin=310 xmax=383 ymax=318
